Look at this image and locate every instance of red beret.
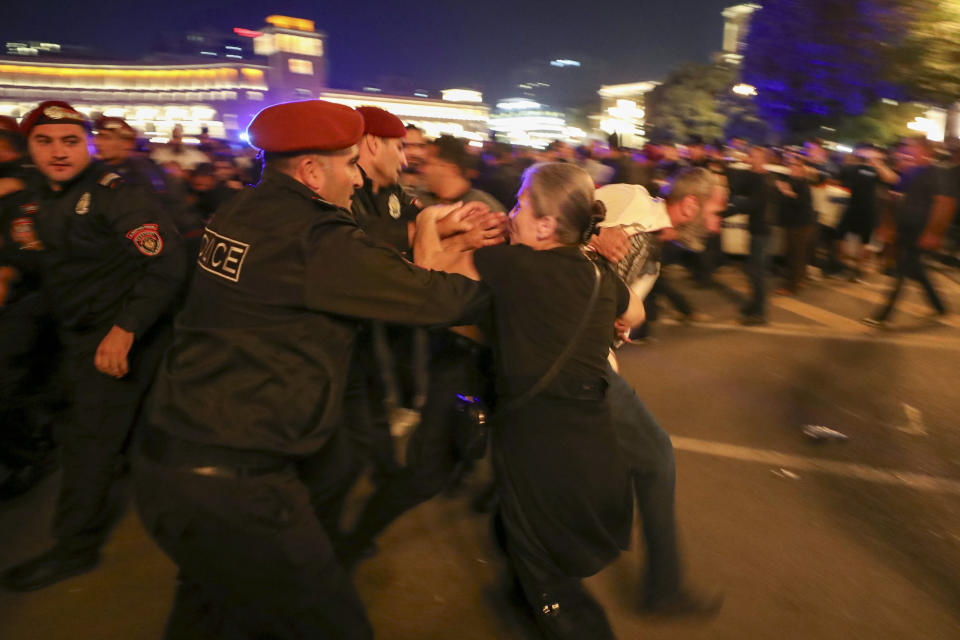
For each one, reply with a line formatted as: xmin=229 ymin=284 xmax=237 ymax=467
xmin=94 ymin=116 xmax=136 ymax=139
xmin=247 ymin=100 xmax=364 ymax=153
xmin=0 ymin=115 xmax=20 ymax=134
xmin=356 ymin=106 xmax=406 ymax=139
xmin=20 ymin=100 xmax=89 ymax=136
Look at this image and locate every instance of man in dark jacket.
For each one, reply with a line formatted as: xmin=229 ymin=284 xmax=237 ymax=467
xmin=726 ymin=145 xmax=776 ymax=324
xmin=133 ymin=100 xmax=488 ymax=639
xmin=0 ymin=120 xmax=60 ymax=501
xmin=2 ymin=101 xmax=186 ymax=591
xmin=864 ymin=137 xmax=956 ymax=326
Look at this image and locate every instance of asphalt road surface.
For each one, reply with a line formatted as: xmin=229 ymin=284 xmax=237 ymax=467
xmin=2 ymin=262 xmax=960 ymax=639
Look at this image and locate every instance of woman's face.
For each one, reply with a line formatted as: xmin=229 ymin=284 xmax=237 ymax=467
xmin=507 ymin=190 xmax=541 ymax=247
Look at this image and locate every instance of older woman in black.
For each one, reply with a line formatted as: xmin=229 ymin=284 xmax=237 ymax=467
xmin=416 ymin=163 xmax=645 ymax=639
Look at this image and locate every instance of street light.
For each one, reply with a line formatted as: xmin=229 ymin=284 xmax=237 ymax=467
xmin=732 ymin=83 xmax=757 ymax=97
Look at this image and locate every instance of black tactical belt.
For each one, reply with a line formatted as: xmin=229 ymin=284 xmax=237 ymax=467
xmin=138 ymin=428 xmax=291 ymax=479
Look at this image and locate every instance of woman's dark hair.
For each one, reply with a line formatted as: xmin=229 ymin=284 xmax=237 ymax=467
xmin=520 ymin=162 xmax=605 ymax=245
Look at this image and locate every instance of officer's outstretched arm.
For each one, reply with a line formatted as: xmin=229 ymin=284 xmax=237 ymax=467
xmin=304 ymin=222 xmax=488 ymax=327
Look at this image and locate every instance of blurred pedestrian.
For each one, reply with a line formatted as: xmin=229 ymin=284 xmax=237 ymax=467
xmin=150 ymin=123 xmax=209 ymax=171
xmin=773 ymin=153 xmax=815 ymax=295
xmin=835 ymin=144 xmax=898 ymax=280
xmin=863 ymin=137 xmax=956 ymax=327
xmin=727 ymin=145 xmax=777 ymax=325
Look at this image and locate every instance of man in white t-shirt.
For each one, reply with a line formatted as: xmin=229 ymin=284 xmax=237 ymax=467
xmin=587 ymin=168 xmax=727 ymax=617
xmin=150 ymin=124 xmax=210 ymax=171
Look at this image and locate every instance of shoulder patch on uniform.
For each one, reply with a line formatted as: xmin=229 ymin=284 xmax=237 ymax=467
xmin=126 ymin=223 xmax=163 ymax=256
xmin=98 ymin=172 xmax=124 ymax=189
xmin=197 ymin=228 xmax=249 ymax=283
xmin=11 ymin=217 xmax=43 ymax=250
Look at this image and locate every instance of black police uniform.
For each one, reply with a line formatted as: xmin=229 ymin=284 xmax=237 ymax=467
xmin=0 ymin=182 xmax=60 ymax=499
xmin=345 ymin=169 xmax=425 ymax=482
xmin=351 ymin=167 xmax=421 ymax=258
xmin=2 ymin=161 xmax=186 ymax=590
xmin=134 ymin=170 xmax=487 ymax=639
xmin=339 ymin=183 xmax=506 ymax=561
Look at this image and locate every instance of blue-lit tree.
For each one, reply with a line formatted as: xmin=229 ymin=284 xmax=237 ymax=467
xmin=741 ymin=0 xmax=905 ymax=139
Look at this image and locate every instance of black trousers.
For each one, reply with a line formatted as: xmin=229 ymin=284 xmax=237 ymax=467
xmin=342 ymin=331 xmax=398 ymax=482
xmin=876 ymin=230 xmax=946 ymax=320
xmin=783 ymin=224 xmax=814 ymax=293
xmin=0 ymin=293 xmax=60 ymax=469
xmin=605 ymin=366 xmax=681 ymax=599
xmin=53 ymin=322 xmax=169 ymax=552
xmin=346 ymin=334 xmax=488 ymax=547
xmin=133 ymin=439 xmax=372 ymax=640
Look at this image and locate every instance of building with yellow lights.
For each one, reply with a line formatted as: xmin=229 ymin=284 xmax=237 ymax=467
xmin=0 ymin=15 xmax=491 ymax=144
xmin=593 ymin=82 xmax=659 ymax=148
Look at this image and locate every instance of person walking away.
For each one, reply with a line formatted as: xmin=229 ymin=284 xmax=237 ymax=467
xmin=863 ymin=137 xmax=955 ymax=327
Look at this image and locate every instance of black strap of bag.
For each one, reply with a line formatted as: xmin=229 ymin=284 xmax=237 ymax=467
xmin=498 ymin=251 xmax=603 ymax=416
xmin=452 ymin=251 xmax=604 ymax=464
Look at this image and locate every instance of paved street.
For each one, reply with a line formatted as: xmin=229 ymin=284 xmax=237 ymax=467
xmin=2 ymin=261 xmax=960 ymax=639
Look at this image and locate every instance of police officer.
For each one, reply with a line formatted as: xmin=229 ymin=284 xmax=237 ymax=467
xmin=352 ymin=106 xmax=421 ymax=255
xmin=338 ymin=120 xmax=508 ymax=564
xmin=0 ymin=118 xmax=59 ymax=501
xmin=1 ymin=101 xmax=186 ymax=591
xmin=92 ymin=116 xmax=168 ymax=193
xmin=343 ymin=107 xmax=426 ymax=493
xmin=132 ymin=100 xmax=488 ymax=639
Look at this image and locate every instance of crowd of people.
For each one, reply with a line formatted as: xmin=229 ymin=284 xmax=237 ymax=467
xmin=0 ymin=96 xmax=956 ymax=639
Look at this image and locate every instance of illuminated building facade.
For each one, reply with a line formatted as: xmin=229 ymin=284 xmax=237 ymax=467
xmin=593 ymin=82 xmax=658 ymax=148
xmin=0 ymin=60 xmax=270 ymax=141
xmin=489 ymin=98 xmax=586 ymax=150
xmin=0 ymin=15 xmax=329 ymax=142
xmin=319 ymin=89 xmax=490 ymax=144
xmin=0 ymin=15 xmax=492 ymax=145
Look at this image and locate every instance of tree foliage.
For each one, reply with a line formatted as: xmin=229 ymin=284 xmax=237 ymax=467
xmin=833 ymin=102 xmax=928 ymax=145
xmin=645 ymin=64 xmax=766 ymax=143
xmin=888 ymin=0 xmax=960 ymax=105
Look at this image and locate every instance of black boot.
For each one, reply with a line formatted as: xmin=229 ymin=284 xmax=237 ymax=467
xmin=533 ymin=588 xmax=616 ymax=640
xmin=2 ymin=545 xmax=99 ymax=592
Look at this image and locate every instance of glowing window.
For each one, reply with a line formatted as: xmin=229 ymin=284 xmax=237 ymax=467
xmin=288 ymin=59 xmax=314 ymax=75
xmin=253 ymin=34 xmax=275 ymax=56
xmin=275 ymin=34 xmax=323 ymax=56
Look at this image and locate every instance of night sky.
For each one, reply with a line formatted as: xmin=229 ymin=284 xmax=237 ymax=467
xmin=2 ymin=0 xmax=733 ymax=98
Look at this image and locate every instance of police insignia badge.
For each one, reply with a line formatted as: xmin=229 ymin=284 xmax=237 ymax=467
xmin=11 ymin=217 xmax=43 ymax=250
xmin=388 ymin=193 xmax=401 ymax=219
xmin=126 ymin=223 xmax=163 ymax=256
xmin=75 ymin=192 xmax=91 ymax=215
xmin=43 ymin=105 xmax=83 ymax=120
